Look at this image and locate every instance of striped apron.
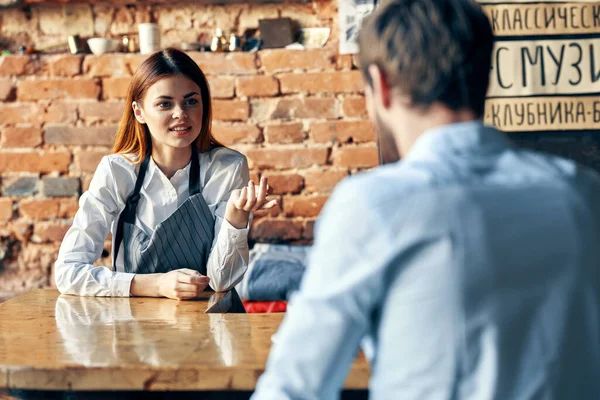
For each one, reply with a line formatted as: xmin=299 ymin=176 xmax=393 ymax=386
xmin=113 ymin=145 xmax=245 ymax=312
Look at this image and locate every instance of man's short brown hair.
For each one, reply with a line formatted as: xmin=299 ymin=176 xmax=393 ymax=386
xmin=358 ymin=0 xmax=494 ymax=117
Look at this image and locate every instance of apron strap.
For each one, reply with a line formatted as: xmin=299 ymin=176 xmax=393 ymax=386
xmin=189 ymin=144 xmax=201 ymax=196
xmin=112 ymin=154 xmax=151 ymax=270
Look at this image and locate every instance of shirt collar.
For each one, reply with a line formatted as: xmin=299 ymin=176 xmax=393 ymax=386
xmin=143 ymin=155 xmax=193 ymax=189
xmin=404 ymin=120 xmax=513 ymax=164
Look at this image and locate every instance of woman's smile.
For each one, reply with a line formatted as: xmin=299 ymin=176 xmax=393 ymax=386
xmin=169 ymin=124 xmax=193 ymax=136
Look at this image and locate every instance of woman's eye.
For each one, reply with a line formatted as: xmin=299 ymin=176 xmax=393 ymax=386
xmin=185 ymin=98 xmax=199 ymax=106
xmin=157 ymin=101 xmax=171 ymax=108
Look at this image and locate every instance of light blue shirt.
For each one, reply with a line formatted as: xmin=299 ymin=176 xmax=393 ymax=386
xmin=252 ymin=121 xmax=600 ymax=400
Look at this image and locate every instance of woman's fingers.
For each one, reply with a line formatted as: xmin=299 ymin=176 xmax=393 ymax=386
xmin=175 ymin=282 xmax=204 ymax=292
xmin=255 ymin=177 xmax=268 ymax=206
xmin=244 ymin=181 xmax=257 ymax=211
xmin=231 ymin=178 xmax=277 ymax=212
xmin=235 ymin=187 xmax=248 ymax=209
xmin=260 ymin=198 xmax=279 ymax=210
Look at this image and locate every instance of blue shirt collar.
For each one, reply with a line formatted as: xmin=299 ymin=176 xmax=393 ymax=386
xmin=404 ymin=121 xmax=512 ymax=163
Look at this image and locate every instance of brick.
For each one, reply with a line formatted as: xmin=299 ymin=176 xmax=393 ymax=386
xmin=337 ymin=54 xmax=354 ymax=70
xmin=189 ymin=52 xmax=258 ymax=75
xmin=49 ymin=55 xmax=83 ymax=77
xmin=158 ymin=6 xmax=193 ymax=30
xmin=110 ymin=7 xmax=135 ymax=36
xmin=0 ymin=78 xmax=14 ymax=100
xmin=20 ymin=244 xmax=60 ymax=272
xmin=0 ymin=151 xmax=71 ymax=173
xmin=45 ymin=125 xmax=117 ymax=146
xmin=102 ymin=77 xmax=131 ymax=99
xmin=280 ymin=3 xmax=321 ymax=27
xmin=0 ymin=126 xmax=43 ymax=148
xmin=0 ymin=56 xmax=30 ymax=77
xmin=59 ymin=198 xmax=79 ymax=218
xmin=264 ymin=123 xmax=305 ymax=144
xmin=246 ymin=147 xmax=329 ymax=169
xmin=250 ymin=99 xmax=279 ymax=122
xmin=279 ymin=71 xmax=364 ymax=94
xmin=191 ymin=7 xmax=235 ymax=30
xmin=208 ymin=76 xmax=235 ymax=99
xmin=37 ymin=5 xmax=64 ymax=35
xmin=283 ymin=195 xmax=328 ymax=217
xmin=311 ymin=121 xmax=375 ymax=143
xmin=74 ymin=150 xmax=107 ymax=173
xmin=81 ymin=174 xmax=93 ymax=192
xmin=249 ymin=170 xmax=260 ymax=183
xmin=41 ymin=177 xmax=80 ymax=198
xmin=332 ymin=146 xmax=379 ymax=168
xmin=0 ymin=198 xmax=14 ymax=223
xmin=250 ymin=219 xmax=303 ymax=241
xmin=262 ymin=173 xmax=304 ymax=194
xmin=303 ymin=219 xmax=316 ymax=240
xmin=269 ymin=98 xmax=338 ymax=120
xmin=260 ymin=49 xmax=336 ymax=73
xmin=34 ymin=222 xmax=71 ymax=243
xmin=6 ymin=219 xmax=33 ymax=243
xmin=343 ymin=96 xmax=367 ymax=118
xmin=0 ymin=267 xmax=47 ymax=294
xmin=2 ymin=177 xmax=38 ymax=197
xmin=1 ymin=9 xmax=30 ymax=36
xmin=40 ymin=4 xmax=94 ymax=36
xmin=17 ymin=79 xmax=100 ymax=100
xmin=83 ymin=55 xmax=132 ymax=77
xmin=92 ymin=4 xmax=113 ymax=36
xmin=303 ymin=169 xmax=348 ymax=193
xmin=123 ymin=55 xmax=148 ymax=73
xmin=64 ymin=4 xmax=95 ymax=35
xmin=45 ymin=101 xmax=78 ymax=124
xmin=0 ymin=103 xmax=44 ymax=124
xmin=212 ymin=100 xmax=249 ymax=121
xmin=212 ymin=123 xmax=262 ymax=145
xmin=238 ymin=6 xmax=279 ymax=32
xmin=18 ymin=199 xmax=59 ymax=220
xmin=78 ymin=101 xmax=124 ymax=123
xmin=236 ymin=76 xmax=279 ymax=98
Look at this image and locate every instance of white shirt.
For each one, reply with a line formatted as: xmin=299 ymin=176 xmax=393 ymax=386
xmin=55 ymin=147 xmax=250 ymax=296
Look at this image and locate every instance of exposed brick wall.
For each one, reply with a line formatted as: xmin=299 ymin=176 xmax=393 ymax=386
xmin=1 ymin=1 xmax=599 ymax=298
xmin=0 ymin=0 xmax=357 ymax=297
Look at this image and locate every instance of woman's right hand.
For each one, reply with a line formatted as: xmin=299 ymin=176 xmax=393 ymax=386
xmin=157 ymin=269 xmax=210 ymax=300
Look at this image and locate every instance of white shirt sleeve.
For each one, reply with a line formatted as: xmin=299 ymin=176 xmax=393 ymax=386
xmin=54 ymin=157 xmax=136 ymax=297
xmin=206 ymin=156 xmax=250 ymax=292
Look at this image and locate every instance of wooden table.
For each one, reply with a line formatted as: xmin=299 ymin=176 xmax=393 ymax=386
xmin=0 ymin=289 xmax=369 ymax=395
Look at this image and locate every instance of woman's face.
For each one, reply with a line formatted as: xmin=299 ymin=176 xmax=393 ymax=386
xmin=133 ymin=75 xmax=204 ymax=151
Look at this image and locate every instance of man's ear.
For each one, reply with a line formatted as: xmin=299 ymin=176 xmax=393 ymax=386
xmin=368 ymin=65 xmax=392 ymax=110
xmin=132 ymin=101 xmax=145 ymax=124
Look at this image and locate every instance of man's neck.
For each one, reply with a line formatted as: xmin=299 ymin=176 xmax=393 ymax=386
xmin=395 ymin=105 xmax=479 ymax=158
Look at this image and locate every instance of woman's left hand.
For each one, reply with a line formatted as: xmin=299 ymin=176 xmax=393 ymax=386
xmin=225 ymin=177 xmax=278 ymax=229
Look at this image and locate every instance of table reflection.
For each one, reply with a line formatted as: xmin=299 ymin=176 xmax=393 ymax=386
xmin=54 ymin=295 xmax=251 ymax=368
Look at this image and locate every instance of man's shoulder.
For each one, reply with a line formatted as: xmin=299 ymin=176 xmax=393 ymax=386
xmin=332 ymin=161 xmax=435 ymax=204
xmin=511 ymin=147 xmax=600 ymax=189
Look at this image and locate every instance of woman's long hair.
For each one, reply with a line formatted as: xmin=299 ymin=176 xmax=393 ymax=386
xmin=112 ymin=48 xmax=223 ymax=163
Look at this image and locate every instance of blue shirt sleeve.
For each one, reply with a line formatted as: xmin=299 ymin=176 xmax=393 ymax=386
xmin=251 ymin=179 xmax=389 ymax=400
